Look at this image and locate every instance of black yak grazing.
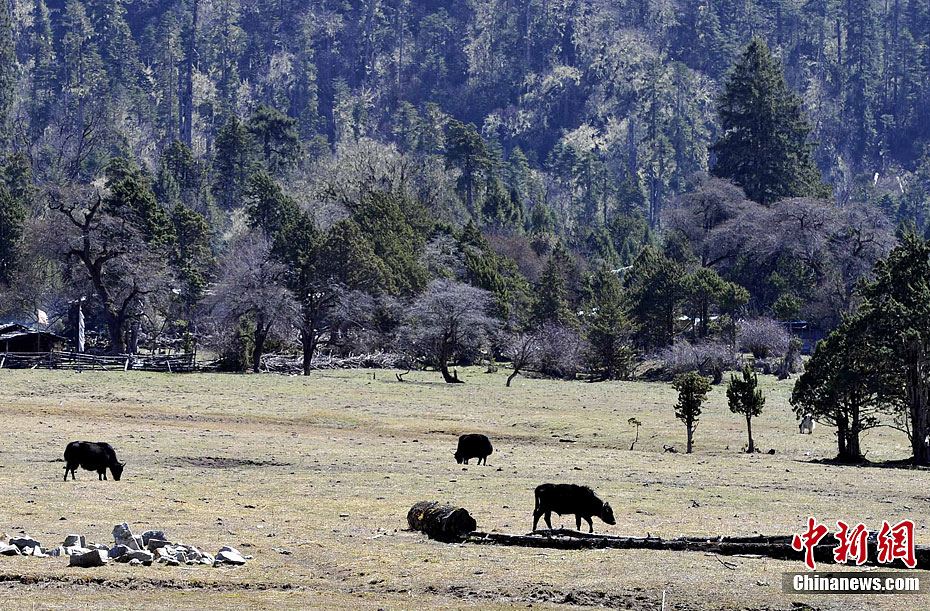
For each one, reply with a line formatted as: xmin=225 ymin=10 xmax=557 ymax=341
xmin=454 ymin=434 xmax=493 ymax=465
xmin=532 ymin=483 xmax=616 ymax=533
xmin=63 ymin=441 xmax=125 ymax=481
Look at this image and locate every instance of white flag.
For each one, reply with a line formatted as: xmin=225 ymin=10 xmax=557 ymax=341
xmin=36 ymin=309 xmax=48 ymax=325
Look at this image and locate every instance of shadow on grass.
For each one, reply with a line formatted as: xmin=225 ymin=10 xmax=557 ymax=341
xmin=802 ymin=456 xmax=930 ymax=471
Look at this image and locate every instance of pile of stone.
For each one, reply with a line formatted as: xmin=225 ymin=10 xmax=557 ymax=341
xmin=0 ymin=525 xmax=251 ymax=569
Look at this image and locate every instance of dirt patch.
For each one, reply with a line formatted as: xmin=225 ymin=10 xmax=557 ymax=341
xmin=169 ymin=456 xmax=292 ymax=469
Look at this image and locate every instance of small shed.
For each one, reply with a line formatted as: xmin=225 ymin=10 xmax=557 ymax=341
xmin=0 ymin=324 xmax=67 ymax=352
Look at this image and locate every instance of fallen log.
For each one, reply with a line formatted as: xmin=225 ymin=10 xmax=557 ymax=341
xmin=407 ymin=501 xmax=477 ymax=542
xmin=463 ymin=529 xmax=930 ymax=570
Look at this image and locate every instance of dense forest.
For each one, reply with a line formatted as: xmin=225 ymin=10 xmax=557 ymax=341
xmin=0 ymin=0 xmax=927 ymax=376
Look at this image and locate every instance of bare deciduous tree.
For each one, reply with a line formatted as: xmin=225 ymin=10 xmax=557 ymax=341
xmin=206 ymin=230 xmax=296 ymax=372
xmin=502 ymin=329 xmax=543 ymax=386
xmin=396 ymin=279 xmax=497 ymax=383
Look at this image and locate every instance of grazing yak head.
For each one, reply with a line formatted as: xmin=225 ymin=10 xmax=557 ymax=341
xmin=600 ymin=502 xmax=616 ymax=525
xmin=111 ymin=462 xmax=126 ymax=481
xmin=454 ymin=450 xmax=464 ymax=464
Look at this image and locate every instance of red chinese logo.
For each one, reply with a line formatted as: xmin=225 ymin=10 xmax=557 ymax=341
xmin=792 ymin=517 xmax=917 ymax=570
xmin=791 ymin=517 xmax=828 ymax=570
xmin=833 ymin=521 xmax=868 ymax=566
xmin=877 ymin=519 xmax=916 ymax=569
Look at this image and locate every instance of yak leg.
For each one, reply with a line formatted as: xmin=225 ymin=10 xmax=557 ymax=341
xmin=544 ymin=511 xmax=553 ymax=530
xmin=63 ymin=465 xmax=69 ymax=482
xmin=575 ymin=515 xmax=582 ymax=530
xmin=532 ymin=510 xmax=541 ymax=531
xmin=586 ymin=517 xmax=594 ymax=533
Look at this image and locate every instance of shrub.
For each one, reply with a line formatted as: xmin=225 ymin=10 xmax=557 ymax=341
xmin=737 ymin=317 xmax=790 ymax=359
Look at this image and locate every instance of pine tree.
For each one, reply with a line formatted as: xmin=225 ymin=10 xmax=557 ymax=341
xmin=0 ymin=0 xmax=15 ymax=147
xmin=532 ymin=243 xmax=577 ymax=327
xmin=29 ymin=0 xmax=56 ymax=138
xmin=319 ymin=219 xmax=391 ymax=293
xmin=171 ymin=203 xmax=214 ymax=308
xmin=213 ymin=116 xmax=257 ymax=210
xmin=248 ymin=105 xmax=301 ymax=174
xmin=727 ymin=364 xmax=765 ymax=453
xmin=0 ymin=183 xmax=25 ymax=285
xmin=712 ymin=37 xmax=828 ymax=204
xmin=445 ymin=120 xmax=490 ymax=213
xmin=626 ymin=246 xmax=686 ymax=349
xmin=673 ymin=372 xmax=712 ymax=453
xmin=583 ymin=269 xmax=635 ymax=381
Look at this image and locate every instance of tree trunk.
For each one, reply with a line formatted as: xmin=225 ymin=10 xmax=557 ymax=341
xmin=301 ymin=329 xmax=316 ymax=376
xmin=746 ymin=415 xmax=754 ymax=453
xmin=836 ymin=410 xmax=849 ymax=460
xmin=506 ymin=367 xmax=519 ymax=387
xmin=252 ymin=326 xmax=267 ymax=374
xmin=686 ymin=423 xmax=693 ymax=454
xmin=105 ymin=310 xmax=126 ymax=354
xmin=905 ymin=348 xmax=930 ymax=465
xmin=179 ymin=0 xmax=198 ymax=146
xmin=407 ymin=501 xmax=476 ymax=542
xmin=439 ymin=359 xmax=463 ymax=383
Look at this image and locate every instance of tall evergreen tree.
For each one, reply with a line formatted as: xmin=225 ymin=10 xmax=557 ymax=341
xmin=0 ymin=183 xmax=25 ymax=285
xmin=583 ymin=268 xmax=635 ymax=381
xmin=0 ymin=1 xmax=16 ymax=146
xmin=712 ymin=37 xmax=828 ymax=204
xmin=213 ymin=116 xmax=257 ymax=210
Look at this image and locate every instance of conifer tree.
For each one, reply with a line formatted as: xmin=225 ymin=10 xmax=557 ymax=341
xmin=583 ymin=268 xmax=635 ymax=380
xmin=674 ymin=372 xmax=712 ymax=453
xmin=727 ymin=364 xmax=765 ymax=453
xmin=712 ymin=38 xmax=828 ymax=204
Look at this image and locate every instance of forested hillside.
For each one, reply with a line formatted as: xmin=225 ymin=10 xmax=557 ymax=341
xmin=0 ymin=0 xmax=927 ymax=374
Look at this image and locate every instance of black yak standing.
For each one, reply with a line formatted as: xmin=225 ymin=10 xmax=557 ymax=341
xmin=532 ymin=483 xmax=616 ymax=533
xmin=454 ymin=434 xmax=493 ymax=465
xmin=63 ymin=441 xmax=125 ymax=481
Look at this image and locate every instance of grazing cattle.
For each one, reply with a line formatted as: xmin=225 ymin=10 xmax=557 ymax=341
xmin=799 ymin=414 xmax=815 ymax=434
xmin=454 ymin=434 xmax=493 ymax=465
xmin=63 ymin=441 xmax=125 ymax=481
xmin=532 ymin=483 xmax=616 ymax=533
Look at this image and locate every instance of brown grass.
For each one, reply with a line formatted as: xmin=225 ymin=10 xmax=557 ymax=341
xmin=0 ymin=367 xmax=927 ymax=610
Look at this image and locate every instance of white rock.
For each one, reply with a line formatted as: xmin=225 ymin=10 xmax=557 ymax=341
xmin=128 ymin=558 xmax=142 ymax=566
xmin=64 ymin=546 xmax=90 ymax=556
xmin=146 ymin=538 xmax=170 ymax=551
xmin=69 ymin=549 xmax=108 ymax=568
xmin=9 ymin=536 xmax=41 ymax=550
xmin=215 ymin=547 xmax=246 ymax=565
xmin=116 ymin=550 xmax=153 ymax=564
xmin=0 ymin=543 xmax=20 ymax=556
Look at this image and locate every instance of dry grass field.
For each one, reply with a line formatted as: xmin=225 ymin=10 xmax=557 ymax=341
xmin=0 ymin=367 xmax=927 ymax=610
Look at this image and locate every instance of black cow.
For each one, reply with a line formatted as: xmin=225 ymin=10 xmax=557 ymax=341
xmin=63 ymin=441 xmax=125 ymax=481
xmin=454 ymin=434 xmax=493 ymax=465
xmin=532 ymin=483 xmax=616 ymax=533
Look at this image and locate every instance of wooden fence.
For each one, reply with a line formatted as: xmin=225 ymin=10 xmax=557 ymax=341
xmin=0 ymin=351 xmax=196 ymax=373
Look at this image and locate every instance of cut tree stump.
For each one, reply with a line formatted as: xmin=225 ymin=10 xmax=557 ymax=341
xmin=407 ymin=501 xmax=477 ymax=542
